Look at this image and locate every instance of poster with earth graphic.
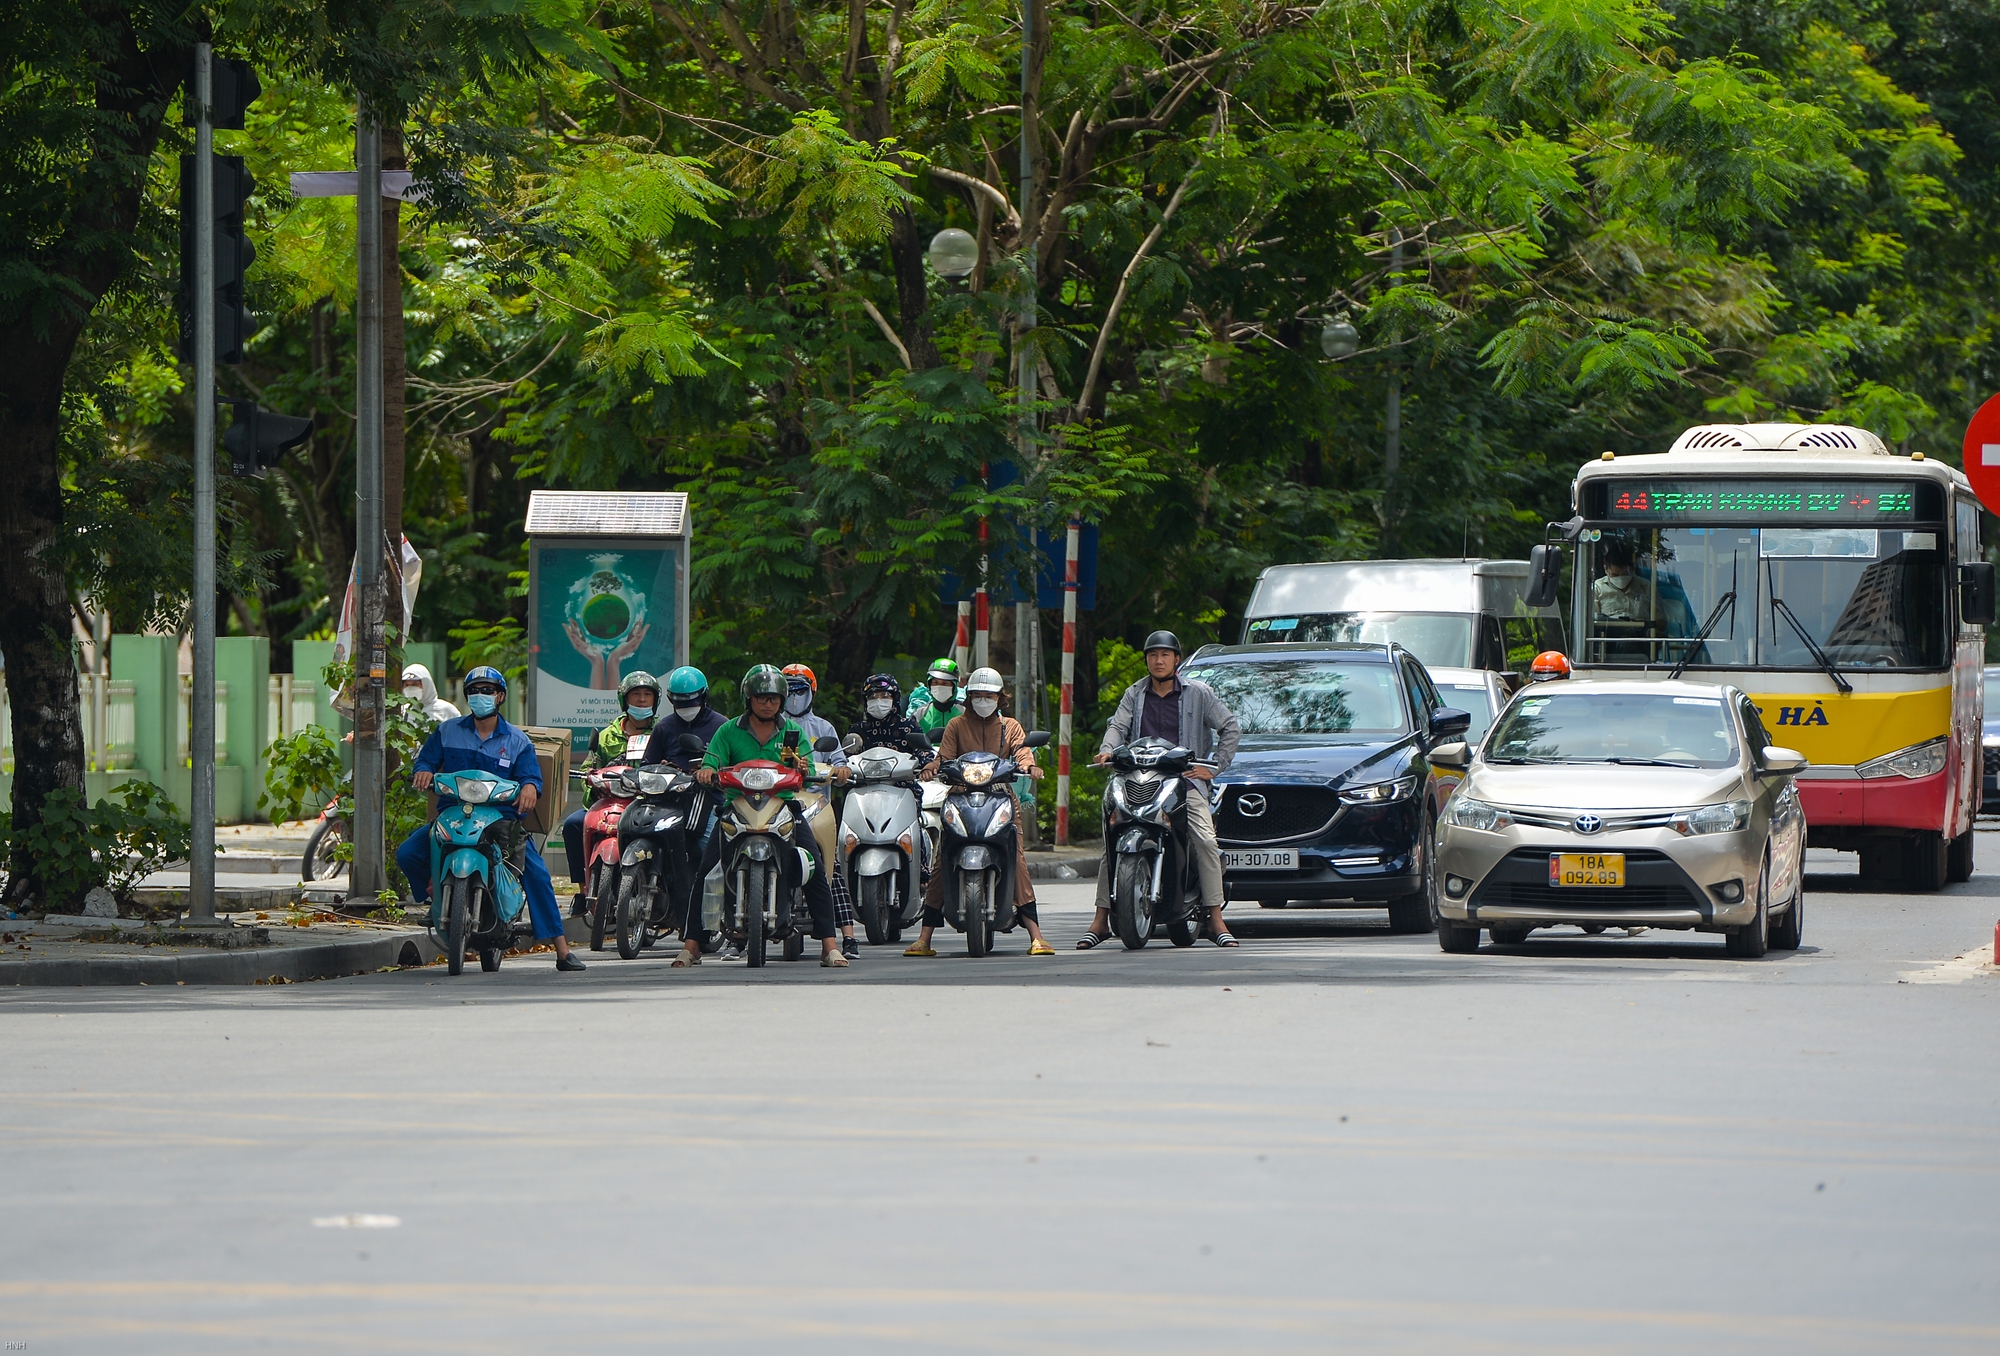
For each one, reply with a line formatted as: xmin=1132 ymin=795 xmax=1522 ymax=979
xmin=532 ymin=546 xmax=679 ymax=751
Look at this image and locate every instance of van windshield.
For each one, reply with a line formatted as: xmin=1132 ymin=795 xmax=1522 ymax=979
xmin=1242 ymin=612 xmax=1473 ymax=670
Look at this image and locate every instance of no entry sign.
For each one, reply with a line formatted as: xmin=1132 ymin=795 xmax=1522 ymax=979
xmin=1962 ymin=392 xmax=2000 ymax=516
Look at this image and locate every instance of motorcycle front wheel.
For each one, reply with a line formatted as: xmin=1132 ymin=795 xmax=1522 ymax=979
xmin=589 ymin=861 xmax=615 ymax=951
xmin=963 ymin=870 xmax=990 ymax=957
xmin=301 ymin=817 xmax=344 ymax=882
xmin=445 ymin=877 xmax=471 ymax=976
xmin=742 ymin=864 xmax=768 ymax=968
xmin=859 ymin=873 xmax=892 ymax=946
xmin=616 ymin=861 xmax=652 ymax=960
xmin=1113 ymin=854 xmax=1154 ymax=950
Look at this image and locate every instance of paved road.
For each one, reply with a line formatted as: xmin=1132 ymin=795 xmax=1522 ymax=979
xmin=3 ymin=846 xmax=1997 ymax=1353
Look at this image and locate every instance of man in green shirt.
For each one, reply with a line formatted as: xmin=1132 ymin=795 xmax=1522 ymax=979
xmin=692 ymin=664 xmax=848 ymax=967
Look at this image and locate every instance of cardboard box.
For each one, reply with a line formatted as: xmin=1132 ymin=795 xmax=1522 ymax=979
xmin=520 ymin=726 xmax=572 ymax=835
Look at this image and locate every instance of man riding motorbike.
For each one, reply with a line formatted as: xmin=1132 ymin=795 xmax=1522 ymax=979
xmin=651 ymin=666 xmax=729 ymax=964
xmin=397 ymin=666 xmax=584 ymax=972
xmin=560 ymin=670 xmax=661 ymax=900
xmin=782 ymin=664 xmax=862 ymax=959
xmin=1082 ymin=631 xmax=1241 ymax=950
xmin=689 ymin=664 xmax=850 ymax=968
xmin=903 ymin=666 xmax=1054 ymax=957
xmin=907 ymin=657 xmax=965 ymax=738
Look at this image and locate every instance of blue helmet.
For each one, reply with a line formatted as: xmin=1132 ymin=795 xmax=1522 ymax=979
xmin=666 ymin=665 xmax=708 ymax=701
xmin=463 ymin=665 xmax=508 ymax=695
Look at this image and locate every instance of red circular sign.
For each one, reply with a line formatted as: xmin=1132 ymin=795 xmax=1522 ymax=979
xmin=1962 ymin=392 xmax=2000 ymax=516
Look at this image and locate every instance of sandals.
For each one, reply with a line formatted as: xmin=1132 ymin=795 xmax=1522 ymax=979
xmin=1075 ymin=930 xmax=1111 ymax=951
xmin=670 ymin=949 xmax=700 ymax=967
xmin=1028 ymin=939 xmax=1055 ymax=956
xmin=820 ymin=949 xmax=849 ymax=968
xmin=1212 ymin=931 xmax=1238 ymax=948
xmin=903 ymin=941 xmax=937 ymax=957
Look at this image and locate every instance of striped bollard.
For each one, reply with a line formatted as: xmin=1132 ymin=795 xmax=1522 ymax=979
xmin=954 ymin=602 xmax=971 ymax=676
xmin=1056 ymin=517 xmax=1080 ymax=846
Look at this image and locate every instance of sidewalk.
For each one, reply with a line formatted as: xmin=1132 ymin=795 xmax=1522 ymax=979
xmin=0 ymin=911 xmax=440 ymax=987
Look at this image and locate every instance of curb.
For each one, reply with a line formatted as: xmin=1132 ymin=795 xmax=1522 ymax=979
xmin=1025 ymin=855 xmax=1100 ymax=881
xmin=0 ymin=930 xmax=440 ymax=987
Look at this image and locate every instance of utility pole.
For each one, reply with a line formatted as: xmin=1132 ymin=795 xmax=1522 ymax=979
xmin=187 ymin=44 xmax=217 ymax=922
xmin=350 ymin=112 xmax=387 ymax=899
xmin=1382 ymin=228 xmax=1403 ymax=555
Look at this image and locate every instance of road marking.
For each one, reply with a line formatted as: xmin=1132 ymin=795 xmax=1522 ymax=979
xmin=1899 ymin=945 xmax=2000 ymax=985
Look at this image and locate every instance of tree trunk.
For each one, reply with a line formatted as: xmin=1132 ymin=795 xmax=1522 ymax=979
xmin=886 ymin=207 xmax=940 ymax=371
xmin=0 ymin=10 xmax=188 ymax=908
xmin=824 ymin=606 xmax=887 ymax=710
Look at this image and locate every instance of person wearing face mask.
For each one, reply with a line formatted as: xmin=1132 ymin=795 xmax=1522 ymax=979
xmin=780 ymin=664 xmax=861 ymax=957
xmin=906 ymin=658 xmax=965 ymax=738
xmin=850 ymin=673 xmax=933 ymax=758
xmin=398 ymin=664 xmax=460 ymax=723
xmin=903 ymin=667 xmax=1054 ymax=957
xmin=559 ymin=671 xmax=664 ymax=896
xmin=399 ymin=667 xmax=584 ymax=972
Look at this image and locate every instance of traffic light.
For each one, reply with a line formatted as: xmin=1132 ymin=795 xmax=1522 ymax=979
xmin=178 ymin=153 xmax=257 ymax=364
xmin=222 ymin=399 xmax=312 ymax=478
xmin=184 ymin=57 xmax=262 ymax=130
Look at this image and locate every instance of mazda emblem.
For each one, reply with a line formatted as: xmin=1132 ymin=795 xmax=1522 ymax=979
xmin=1237 ymin=794 xmax=1267 ymax=818
xmin=1574 ymin=813 xmax=1602 ymax=834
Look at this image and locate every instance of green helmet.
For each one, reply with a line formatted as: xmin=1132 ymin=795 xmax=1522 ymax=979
xmin=666 ymin=665 xmax=708 ymax=700
xmin=618 ymin=670 xmax=660 ymax=701
xmin=926 ymin=657 xmax=961 ymax=685
xmin=741 ymin=663 xmax=787 ymax=702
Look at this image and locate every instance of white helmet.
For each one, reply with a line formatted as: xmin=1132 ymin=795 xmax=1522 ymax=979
xmin=966 ymin=666 xmax=1004 ymax=696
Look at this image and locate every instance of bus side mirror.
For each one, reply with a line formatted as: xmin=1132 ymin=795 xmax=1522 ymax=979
xmin=1960 ymin=562 xmax=1995 ymax=626
xmin=1524 ymin=543 xmax=1563 ymax=609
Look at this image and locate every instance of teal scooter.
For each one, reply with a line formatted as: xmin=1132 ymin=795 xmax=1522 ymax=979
xmin=428 ymin=770 xmax=529 ymax=975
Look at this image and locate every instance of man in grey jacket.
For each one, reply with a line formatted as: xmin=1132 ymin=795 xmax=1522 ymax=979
xmin=1079 ymin=630 xmax=1243 ymax=948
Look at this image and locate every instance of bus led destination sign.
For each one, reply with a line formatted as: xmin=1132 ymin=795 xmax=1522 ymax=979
xmin=1602 ymin=479 xmax=1921 ymax=522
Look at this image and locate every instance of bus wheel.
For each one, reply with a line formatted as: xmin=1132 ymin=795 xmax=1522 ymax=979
xmin=1947 ymin=830 xmax=1974 ymax=884
xmin=1907 ymin=831 xmax=1948 ymax=892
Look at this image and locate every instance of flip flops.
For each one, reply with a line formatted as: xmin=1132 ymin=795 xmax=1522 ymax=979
xmin=1075 ymin=930 xmax=1111 ymax=950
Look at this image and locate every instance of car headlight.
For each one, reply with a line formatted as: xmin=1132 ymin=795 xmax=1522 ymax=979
xmin=960 ymin=763 xmax=994 ymax=786
xmin=1857 ymin=737 xmax=1948 ymax=780
xmin=1340 ymin=775 xmax=1419 ymax=805
xmin=738 ymin=767 xmax=779 ymax=792
xmin=1442 ymin=796 xmax=1513 ymax=832
xmin=1672 ymin=800 xmax=1750 ymax=836
xmin=990 ymin=798 xmax=1014 ymax=831
xmin=942 ymin=803 xmax=968 ymax=835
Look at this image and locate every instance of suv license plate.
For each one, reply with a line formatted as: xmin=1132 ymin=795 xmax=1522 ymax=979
xmin=1222 ymin=848 xmax=1297 ymax=871
xmin=1551 ymin=853 xmax=1624 ymax=887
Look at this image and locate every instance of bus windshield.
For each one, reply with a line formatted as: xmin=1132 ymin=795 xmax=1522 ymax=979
xmin=1578 ymin=527 xmax=1948 ymax=669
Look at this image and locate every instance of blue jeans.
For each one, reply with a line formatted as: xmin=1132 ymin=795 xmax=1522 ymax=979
xmin=560 ymin=807 xmax=589 ymax=885
xmin=396 ymin=823 xmax=565 ymax=942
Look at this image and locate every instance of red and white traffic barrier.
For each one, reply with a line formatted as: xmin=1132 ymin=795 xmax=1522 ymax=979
xmin=1056 ymin=517 xmax=1079 ymax=846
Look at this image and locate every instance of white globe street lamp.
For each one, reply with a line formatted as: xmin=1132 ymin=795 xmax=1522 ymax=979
xmin=1320 ymin=313 xmax=1359 ymax=359
xmin=927 ymin=227 xmax=979 ymax=282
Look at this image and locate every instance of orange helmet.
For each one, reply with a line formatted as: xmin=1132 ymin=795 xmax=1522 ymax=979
xmin=781 ymin=663 xmax=817 ymax=691
xmin=1529 ymin=651 xmax=1572 ymax=682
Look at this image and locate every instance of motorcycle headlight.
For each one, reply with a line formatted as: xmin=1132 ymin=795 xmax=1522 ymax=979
xmin=1673 ymin=800 xmax=1750 ymax=836
xmin=637 ymin=771 xmax=672 ymax=796
xmin=960 ymin=763 xmax=994 ymax=786
xmin=1442 ymin=795 xmax=1513 ymax=832
xmin=1856 ymin=737 xmax=1948 ymax=780
xmin=990 ymin=798 xmax=1014 ymax=831
xmin=943 ymin=803 xmax=968 ymax=835
xmin=1340 ymin=775 xmax=1419 ymax=806
xmin=738 ymin=767 xmax=780 ymax=792
xmin=620 ymin=771 xmax=643 ymax=795
xmin=454 ymin=779 xmax=493 ymax=805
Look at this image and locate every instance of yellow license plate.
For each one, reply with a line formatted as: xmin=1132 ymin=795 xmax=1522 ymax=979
xmin=1551 ymin=853 xmax=1624 ymax=888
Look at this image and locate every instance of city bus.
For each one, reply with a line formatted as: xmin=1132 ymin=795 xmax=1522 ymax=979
xmin=1545 ymin=422 xmax=1992 ymax=890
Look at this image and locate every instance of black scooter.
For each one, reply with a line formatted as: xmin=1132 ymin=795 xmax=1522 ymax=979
xmin=936 ymin=732 xmax=1050 ymax=956
xmin=1102 ymin=737 xmax=1214 ymax=950
xmin=612 ymin=732 xmax=712 ymax=960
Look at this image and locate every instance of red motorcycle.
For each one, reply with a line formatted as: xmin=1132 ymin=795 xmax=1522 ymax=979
xmin=574 ymin=765 xmax=636 ymax=952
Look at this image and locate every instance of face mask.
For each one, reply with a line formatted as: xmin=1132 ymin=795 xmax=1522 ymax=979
xmin=969 ymin=696 xmax=998 ymax=718
xmin=930 ymin=683 xmax=955 ymax=704
xmin=402 ymin=686 xmax=424 ymax=702
xmin=866 ymin=698 xmax=893 ymax=719
xmin=673 ymin=703 xmax=702 ymax=721
xmin=468 ymin=693 xmax=499 ymax=718
xmin=784 ymin=692 xmax=812 ymax=718
xmin=625 ymin=703 xmax=654 ymax=722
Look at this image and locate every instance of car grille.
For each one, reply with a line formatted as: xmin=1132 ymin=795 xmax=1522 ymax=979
xmin=1474 ymin=881 xmax=1701 ymax=911
xmin=1216 ymin=785 xmax=1342 ymax=843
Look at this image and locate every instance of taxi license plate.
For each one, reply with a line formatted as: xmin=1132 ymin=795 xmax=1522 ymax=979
xmin=1222 ymin=848 xmax=1297 ymax=871
xmin=1551 ymin=853 xmax=1624 ymax=887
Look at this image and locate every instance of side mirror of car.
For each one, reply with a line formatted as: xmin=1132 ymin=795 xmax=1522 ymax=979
xmin=841 ymin=733 xmax=862 ymax=754
xmin=1759 ymin=745 xmax=1808 ymax=776
xmin=1524 ymin=543 xmax=1563 ymax=609
xmin=1431 ymin=707 xmax=1472 ymax=739
xmin=812 ymin=734 xmax=840 ymax=754
xmin=1960 ymin=562 xmax=1995 ymax=625
xmin=1430 ymin=742 xmax=1471 ymax=769
xmin=1024 ymin=730 xmax=1052 ymax=748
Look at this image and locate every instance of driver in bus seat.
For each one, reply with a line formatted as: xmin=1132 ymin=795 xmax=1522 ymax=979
xmin=1592 ymin=540 xmax=1651 ymax=622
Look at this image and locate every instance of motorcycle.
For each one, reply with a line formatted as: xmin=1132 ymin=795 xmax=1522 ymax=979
xmin=936 ymin=731 xmax=1050 ymax=957
xmin=571 ymin=763 xmax=636 ymax=952
xmin=838 ymin=733 xmax=931 ymax=945
xmin=1102 ymin=737 xmax=1215 ymax=950
xmin=612 ymin=733 xmax=714 ymax=961
xmin=716 ymin=733 xmax=839 ymax=967
xmin=427 ymin=770 xmax=529 ymax=976
xmin=301 ymin=772 xmax=352 ymax=882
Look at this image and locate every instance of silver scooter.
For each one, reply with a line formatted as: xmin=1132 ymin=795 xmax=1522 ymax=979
xmin=838 ymin=734 xmax=929 ymax=945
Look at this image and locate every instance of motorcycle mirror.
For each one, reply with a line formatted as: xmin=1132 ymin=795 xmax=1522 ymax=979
xmin=812 ymin=734 xmax=840 ymax=753
xmin=1024 ymin=730 xmax=1051 ymax=748
xmin=675 ymin=732 xmax=706 ymax=755
xmin=840 ymin=733 xmax=862 ymax=753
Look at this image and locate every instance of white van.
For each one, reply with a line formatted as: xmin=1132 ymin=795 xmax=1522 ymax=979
xmin=1240 ymin=559 xmax=1566 ymax=682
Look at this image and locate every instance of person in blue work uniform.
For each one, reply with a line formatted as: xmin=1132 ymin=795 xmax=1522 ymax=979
xmin=395 ymin=666 xmax=586 ymax=973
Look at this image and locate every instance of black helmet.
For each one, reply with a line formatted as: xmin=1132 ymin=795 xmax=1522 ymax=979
xmin=863 ymin=672 xmax=901 ymax=699
xmin=1142 ymin=630 xmax=1183 ymax=656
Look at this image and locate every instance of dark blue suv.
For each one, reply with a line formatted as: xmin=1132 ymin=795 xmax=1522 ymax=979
xmin=1181 ymin=643 xmax=1471 ymax=932
xmin=1984 ymin=666 xmax=2000 ymax=813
